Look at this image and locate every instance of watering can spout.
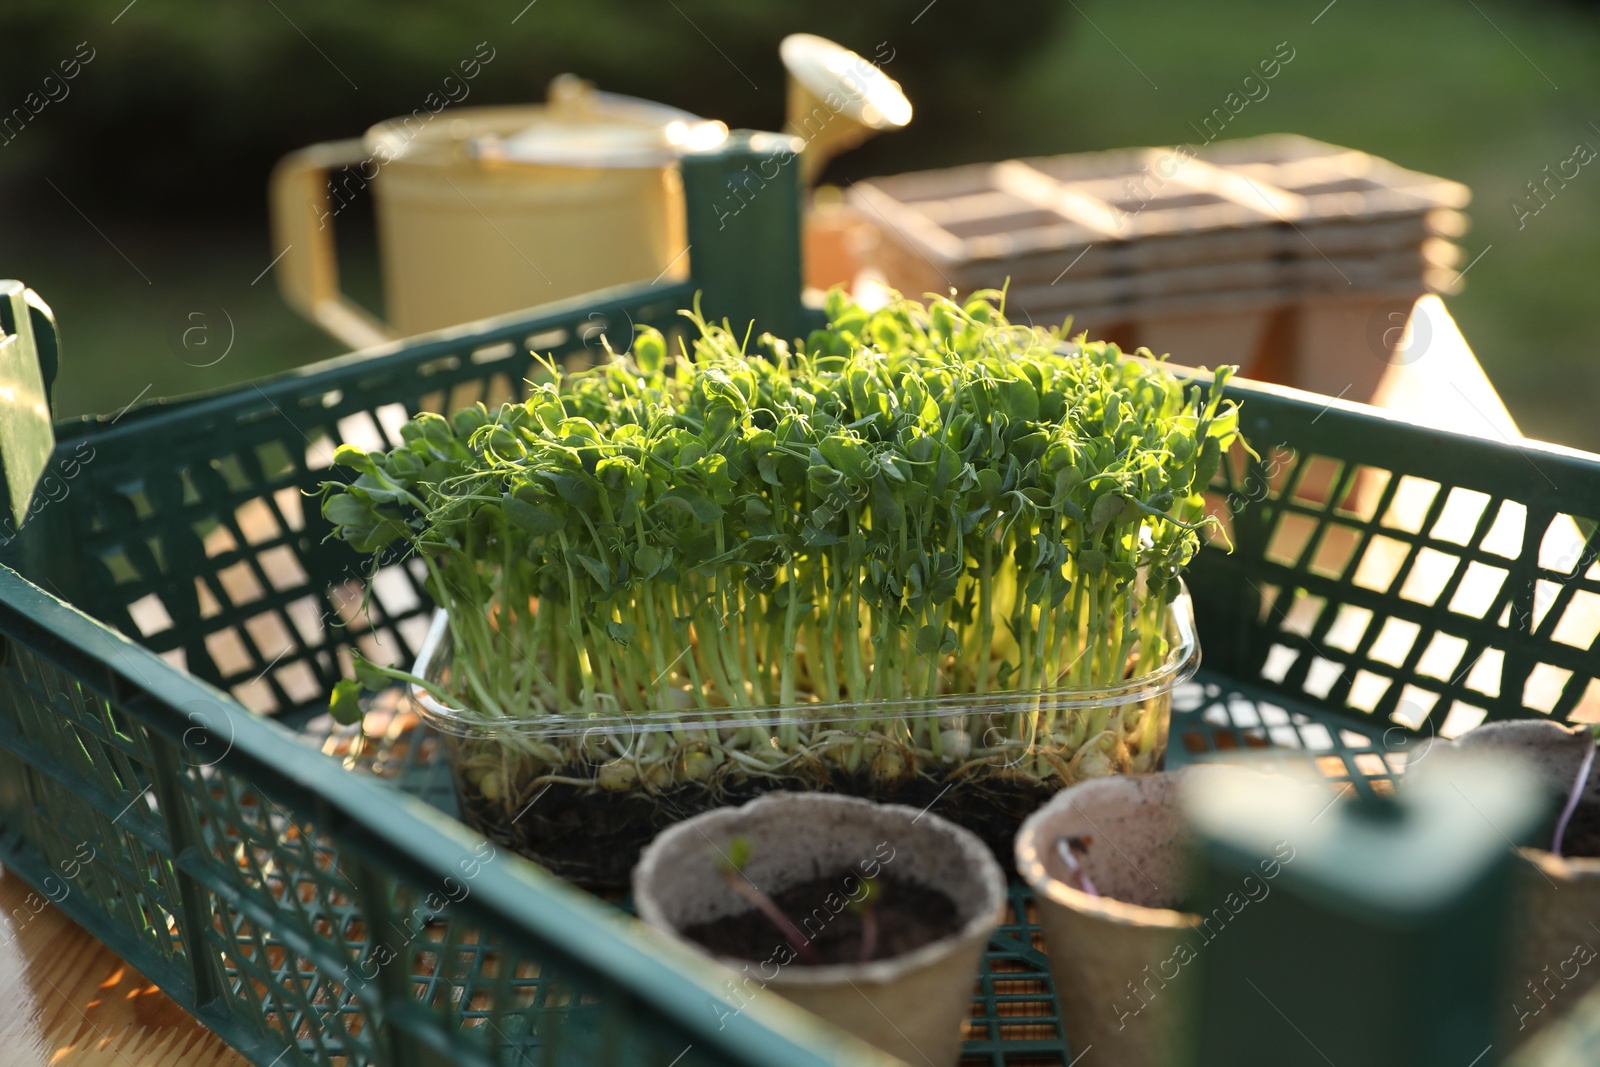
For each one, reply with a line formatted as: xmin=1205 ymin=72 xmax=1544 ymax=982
xmin=781 ymin=34 xmax=911 ymax=185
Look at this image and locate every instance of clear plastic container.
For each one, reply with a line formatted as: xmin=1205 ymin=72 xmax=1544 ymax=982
xmin=411 ymin=587 xmax=1200 ymax=887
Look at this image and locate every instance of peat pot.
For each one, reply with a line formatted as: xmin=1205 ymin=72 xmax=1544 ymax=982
xmin=1417 ymin=719 xmax=1600 ymax=1046
xmin=633 ymin=792 xmax=1006 ymax=1067
xmin=1016 ymin=771 xmax=1204 ymax=1067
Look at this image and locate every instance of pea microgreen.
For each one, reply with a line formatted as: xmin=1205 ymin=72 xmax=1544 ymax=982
xmin=321 ymin=288 xmax=1247 ymax=798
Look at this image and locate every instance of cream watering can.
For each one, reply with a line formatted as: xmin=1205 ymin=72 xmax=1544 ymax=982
xmin=270 ymin=37 xmax=909 ymax=348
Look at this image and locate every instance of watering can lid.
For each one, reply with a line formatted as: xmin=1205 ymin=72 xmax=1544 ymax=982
xmin=365 ymin=77 xmax=728 ymax=169
xmin=780 ymin=34 xmax=911 ymax=131
xmin=472 ymin=113 xmax=729 ymax=168
xmin=472 ymin=76 xmax=726 ymax=168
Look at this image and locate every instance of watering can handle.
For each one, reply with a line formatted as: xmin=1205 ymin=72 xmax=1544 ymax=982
xmin=268 ymin=140 xmax=396 ymax=350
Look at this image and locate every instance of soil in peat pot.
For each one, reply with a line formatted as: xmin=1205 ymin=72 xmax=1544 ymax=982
xmin=682 ymin=872 xmax=960 ymax=965
xmin=457 ymin=766 xmax=1065 ymax=887
xmin=1559 ymin=799 xmax=1600 ymax=859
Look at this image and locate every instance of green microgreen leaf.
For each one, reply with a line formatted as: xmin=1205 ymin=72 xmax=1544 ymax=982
xmin=329 ymin=679 xmax=365 ymax=725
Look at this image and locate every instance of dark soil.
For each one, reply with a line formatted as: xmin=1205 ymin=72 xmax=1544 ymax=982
xmin=457 ymin=776 xmax=740 ymax=887
xmin=681 ymin=872 xmax=959 ymax=966
xmin=455 ymin=764 xmax=1065 ymax=888
xmin=1558 ymin=799 xmax=1600 ymax=859
xmin=849 ymin=771 xmax=1059 ymax=860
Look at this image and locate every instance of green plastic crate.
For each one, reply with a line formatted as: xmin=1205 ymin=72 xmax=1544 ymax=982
xmin=1 ymin=138 xmax=1597 ymax=1066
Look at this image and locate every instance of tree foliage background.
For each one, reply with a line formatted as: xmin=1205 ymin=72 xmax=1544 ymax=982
xmin=0 ymin=0 xmax=1065 ymax=218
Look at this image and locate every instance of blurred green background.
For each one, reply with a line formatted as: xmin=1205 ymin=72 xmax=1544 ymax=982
xmin=1 ymin=0 xmax=1596 ymax=448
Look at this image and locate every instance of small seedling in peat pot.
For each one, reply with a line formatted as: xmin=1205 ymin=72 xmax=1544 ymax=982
xmin=847 ymin=875 xmax=882 ymax=963
xmin=714 ymin=836 xmax=821 ymax=965
xmin=1055 ymin=834 xmax=1100 ymax=897
xmin=1552 ymin=726 xmax=1600 ymax=858
xmin=687 ymin=839 xmax=956 ymax=968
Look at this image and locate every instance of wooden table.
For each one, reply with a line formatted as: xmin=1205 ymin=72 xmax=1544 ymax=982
xmin=0 ymin=864 xmax=242 ymax=1067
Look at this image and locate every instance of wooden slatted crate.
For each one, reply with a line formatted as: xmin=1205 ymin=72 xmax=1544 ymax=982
xmin=843 ymin=134 xmax=1471 ymax=395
